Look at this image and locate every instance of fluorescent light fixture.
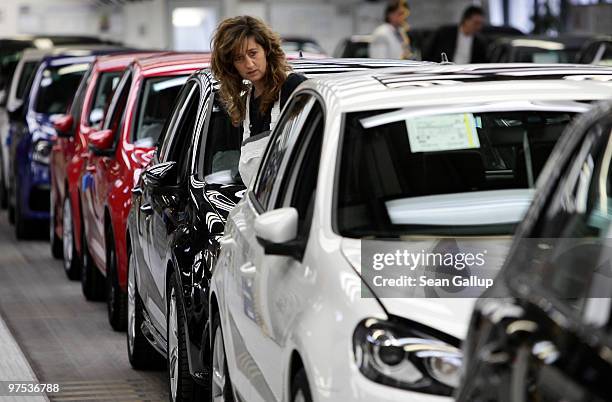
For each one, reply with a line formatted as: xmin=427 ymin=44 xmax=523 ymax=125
xmin=152 ymin=76 xmax=189 ymax=92
xmin=33 ymin=38 xmax=53 ymax=49
xmin=173 ymin=8 xmax=205 ymax=27
xmin=511 ymin=39 xmax=565 ymax=50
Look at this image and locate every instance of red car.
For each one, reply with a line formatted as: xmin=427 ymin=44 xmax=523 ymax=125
xmin=78 ymin=53 xmax=210 ymax=330
xmin=50 ymin=52 xmax=157 ymax=280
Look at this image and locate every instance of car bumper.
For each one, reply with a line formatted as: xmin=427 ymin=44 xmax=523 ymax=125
xmin=19 ymin=161 xmax=50 ymax=220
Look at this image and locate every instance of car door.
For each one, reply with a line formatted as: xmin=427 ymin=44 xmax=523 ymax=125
xmin=458 ymin=109 xmax=612 ymax=402
xmin=141 ymin=81 xmax=201 ymax=329
xmin=84 ymin=71 xmax=132 ymax=271
xmin=226 ymin=94 xmax=323 ymax=401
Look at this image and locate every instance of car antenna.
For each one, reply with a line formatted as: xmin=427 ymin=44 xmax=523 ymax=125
xmin=440 ymin=52 xmax=450 ymax=64
xmin=299 ymin=50 xmax=303 ymax=58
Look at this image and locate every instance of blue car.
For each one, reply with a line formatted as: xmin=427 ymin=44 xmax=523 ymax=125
xmin=7 ymin=50 xmax=119 ymax=238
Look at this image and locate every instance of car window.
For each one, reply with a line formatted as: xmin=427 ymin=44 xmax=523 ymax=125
xmin=252 ymin=93 xmax=314 ymax=211
xmin=68 ymin=64 xmax=93 ymax=125
xmin=131 ymin=75 xmax=188 ymax=147
xmin=511 ymin=120 xmax=612 ymax=325
xmin=164 ymin=85 xmax=200 ymax=183
xmin=16 ymin=61 xmax=39 ymax=101
xmin=197 ymin=94 xmax=241 ymax=183
xmin=89 ymin=71 xmax=122 ymax=129
xmin=158 ymin=82 xmax=197 ymax=161
xmin=276 ymin=99 xmax=325 ymax=238
xmin=34 ymin=62 xmax=89 ymax=114
xmin=102 ymin=70 xmax=132 ymax=134
xmin=336 ymin=109 xmax=576 ymax=238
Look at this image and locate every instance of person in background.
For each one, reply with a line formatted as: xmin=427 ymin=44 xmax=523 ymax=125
xmin=369 ymin=0 xmax=412 ymax=59
xmin=423 ymin=5 xmax=487 ymax=63
xmin=211 ymin=16 xmax=306 ymax=186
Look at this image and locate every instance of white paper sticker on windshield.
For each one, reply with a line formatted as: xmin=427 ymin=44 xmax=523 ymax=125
xmin=406 ymin=113 xmax=480 ymax=153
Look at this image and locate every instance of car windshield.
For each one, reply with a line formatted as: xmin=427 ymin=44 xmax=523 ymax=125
xmin=34 ymin=62 xmax=89 ymax=114
xmin=132 ymin=75 xmax=188 ymax=147
xmin=515 ymin=47 xmax=578 ymax=63
xmin=336 ymin=108 xmax=577 ymax=238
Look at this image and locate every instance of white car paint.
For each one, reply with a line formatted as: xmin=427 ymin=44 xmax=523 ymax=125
xmin=210 ymin=64 xmax=612 ymax=402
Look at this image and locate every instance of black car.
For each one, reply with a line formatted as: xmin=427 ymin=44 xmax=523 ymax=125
xmin=488 ymin=34 xmax=593 ymax=63
xmin=126 ymin=58 xmax=430 ymax=401
xmin=456 ymin=100 xmax=612 ymax=402
xmin=577 ymin=36 xmax=612 ymax=65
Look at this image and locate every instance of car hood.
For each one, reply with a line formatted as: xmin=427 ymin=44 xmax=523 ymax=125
xmin=340 ymin=237 xmax=512 ymax=340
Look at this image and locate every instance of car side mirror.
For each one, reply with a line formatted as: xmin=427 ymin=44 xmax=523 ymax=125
xmin=143 ymin=161 xmax=178 ymax=190
xmin=255 ymin=207 xmax=305 ymax=261
xmin=54 ymin=114 xmax=74 ymax=137
xmin=88 ymin=129 xmax=114 ymax=156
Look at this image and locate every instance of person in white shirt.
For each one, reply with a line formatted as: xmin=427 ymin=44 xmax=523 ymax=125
xmin=369 ymin=0 xmax=412 ymax=60
xmin=423 ymin=6 xmax=487 ymax=64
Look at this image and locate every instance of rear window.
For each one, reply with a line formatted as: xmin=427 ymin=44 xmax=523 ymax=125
xmin=132 ymin=75 xmax=188 ymax=147
xmin=336 ymin=109 xmax=575 ymax=238
xmin=34 ymin=63 xmax=89 ymax=114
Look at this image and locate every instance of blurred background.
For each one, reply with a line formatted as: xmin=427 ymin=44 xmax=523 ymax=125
xmin=0 ymin=0 xmax=610 ymax=59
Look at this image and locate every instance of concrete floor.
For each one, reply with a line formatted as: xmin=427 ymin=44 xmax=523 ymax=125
xmin=0 ymin=212 xmax=168 ymax=401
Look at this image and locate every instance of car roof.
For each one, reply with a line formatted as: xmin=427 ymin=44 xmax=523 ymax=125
xmin=135 ymin=52 xmax=211 ymax=76
xmin=197 ymin=58 xmax=431 ymax=85
xmin=300 ymin=63 xmax=612 ymax=112
xmin=94 ymin=52 xmax=161 ymax=71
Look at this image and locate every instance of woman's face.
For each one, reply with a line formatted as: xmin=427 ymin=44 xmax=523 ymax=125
xmin=233 ymin=36 xmax=268 ymax=86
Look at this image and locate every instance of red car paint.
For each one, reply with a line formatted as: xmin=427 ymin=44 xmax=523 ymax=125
xmin=50 ymin=53 xmax=157 ymax=261
xmin=79 ymin=53 xmax=210 ymax=293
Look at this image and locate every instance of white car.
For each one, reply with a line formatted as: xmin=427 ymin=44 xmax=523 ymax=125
xmin=210 ymin=64 xmax=612 ymax=402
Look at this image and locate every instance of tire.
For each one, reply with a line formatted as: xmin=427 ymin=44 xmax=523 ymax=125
xmin=291 ymin=368 xmax=313 ymax=402
xmin=210 ymin=310 xmax=234 ymax=402
xmin=81 ymin=226 xmax=104 ymax=301
xmin=50 ymin=191 xmax=63 ymax=259
xmin=62 ymin=197 xmax=81 ymax=280
xmin=127 ymin=250 xmax=164 ymax=370
xmin=168 ymin=273 xmax=205 ymax=402
xmin=14 ymin=179 xmax=30 ymax=239
xmin=106 ymin=228 xmax=127 ymax=331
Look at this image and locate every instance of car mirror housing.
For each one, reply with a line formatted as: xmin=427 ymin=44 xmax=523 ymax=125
xmin=54 ymin=114 xmax=74 ymax=137
xmin=143 ymin=161 xmax=178 ymax=189
xmin=88 ymin=129 xmax=114 ymax=156
xmin=255 ymin=207 xmax=305 ymax=261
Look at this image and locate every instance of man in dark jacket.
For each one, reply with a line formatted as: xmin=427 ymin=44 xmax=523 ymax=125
xmin=423 ymin=6 xmax=487 ymax=63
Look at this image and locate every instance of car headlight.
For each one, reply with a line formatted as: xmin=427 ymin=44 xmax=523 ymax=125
xmin=32 ymin=140 xmax=52 ymax=164
xmin=353 ymin=318 xmax=462 ymax=396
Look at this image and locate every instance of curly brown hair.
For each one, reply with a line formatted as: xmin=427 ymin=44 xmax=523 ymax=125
xmin=211 ymin=16 xmax=290 ymax=126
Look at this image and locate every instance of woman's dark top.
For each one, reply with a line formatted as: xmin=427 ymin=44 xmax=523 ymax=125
xmin=248 ymin=73 xmax=307 ymax=136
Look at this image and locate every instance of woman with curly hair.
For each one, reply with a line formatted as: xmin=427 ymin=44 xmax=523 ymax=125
xmin=211 ymin=16 xmax=306 ymax=185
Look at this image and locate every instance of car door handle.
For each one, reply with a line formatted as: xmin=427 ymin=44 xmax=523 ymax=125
xmin=80 ymin=152 xmax=89 ymax=158
xmin=132 ymin=186 xmax=142 ymax=195
xmin=86 ymin=165 xmax=96 ymax=172
xmin=140 ymin=203 xmax=153 ymax=215
xmin=239 ymin=261 xmax=256 ymax=275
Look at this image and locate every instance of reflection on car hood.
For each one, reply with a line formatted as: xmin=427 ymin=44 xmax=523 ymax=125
xmin=341 ymin=237 xmax=512 ymax=339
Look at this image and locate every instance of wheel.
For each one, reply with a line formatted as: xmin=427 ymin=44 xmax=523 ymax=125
xmin=62 ymin=197 xmax=81 ymax=280
xmin=50 ymin=190 xmax=63 ymax=259
xmin=168 ymin=273 xmax=205 ymax=401
xmin=127 ymin=250 xmax=164 ymax=370
xmin=210 ymin=310 xmax=234 ymax=402
xmin=81 ymin=226 xmax=104 ymax=301
xmin=106 ymin=228 xmax=127 ymax=331
xmin=14 ymin=179 xmax=31 ymax=239
xmin=291 ymin=368 xmax=312 ymax=402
